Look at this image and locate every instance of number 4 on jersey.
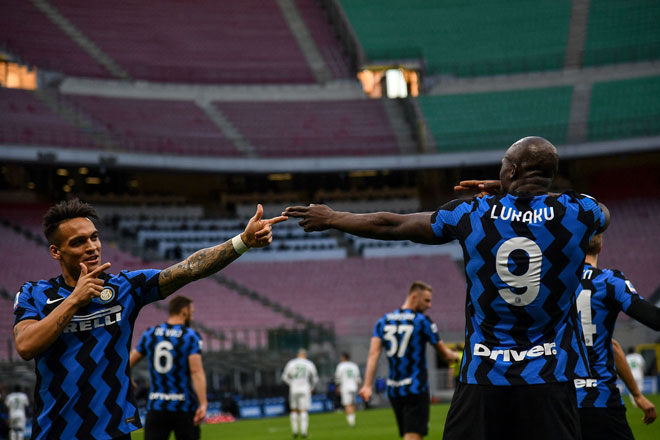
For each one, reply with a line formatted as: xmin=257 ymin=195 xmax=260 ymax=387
xmin=576 ymin=289 xmax=597 ymax=346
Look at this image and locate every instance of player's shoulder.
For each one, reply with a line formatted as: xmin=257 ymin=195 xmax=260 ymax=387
xmin=599 ymin=267 xmax=629 ymax=284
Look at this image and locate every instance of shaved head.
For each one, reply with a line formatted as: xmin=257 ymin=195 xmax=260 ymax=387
xmin=500 ymin=136 xmax=558 ymax=193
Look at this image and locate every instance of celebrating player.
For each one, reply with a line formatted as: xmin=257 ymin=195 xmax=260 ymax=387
xmin=359 ymin=281 xmax=458 ymax=440
xmin=574 ymin=233 xmax=659 ymax=440
xmin=286 ymin=136 xmax=610 ymax=440
xmin=12 ymin=199 xmax=286 ymax=439
xmin=334 ymin=352 xmax=362 ymax=427
xmin=130 ymin=295 xmax=206 ymax=440
xmin=281 ymin=349 xmax=318 ymax=439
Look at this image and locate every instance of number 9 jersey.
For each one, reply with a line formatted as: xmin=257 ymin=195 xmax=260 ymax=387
xmin=373 ymin=309 xmax=440 ymax=398
xmin=431 ymin=192 xmax=605 ymax=386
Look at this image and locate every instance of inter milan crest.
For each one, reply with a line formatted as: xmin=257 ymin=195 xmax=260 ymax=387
xmin=99 ymin=286 xmax=116 ymax=303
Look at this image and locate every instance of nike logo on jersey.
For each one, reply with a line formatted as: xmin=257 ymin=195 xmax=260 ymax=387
xmin=46 ymin=297 xmax=65 ymax=305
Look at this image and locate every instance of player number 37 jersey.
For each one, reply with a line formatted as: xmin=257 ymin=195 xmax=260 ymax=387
xmin=431 ymin=192 xmax=605 ymax=386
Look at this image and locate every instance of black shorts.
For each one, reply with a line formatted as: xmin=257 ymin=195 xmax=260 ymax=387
xmin=443 ymin=381 xmax=581 ymax=440
xmin=144 ymin=410 xmax=198 ymax=440
xmin=579 ymin=406 xmax=633 ymax=440
xmin=389 ymin=393 xmax=430 ymax=437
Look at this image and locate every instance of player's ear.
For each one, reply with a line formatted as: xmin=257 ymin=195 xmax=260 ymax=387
xmin=49 ymin=244 xmax=61 ymax=260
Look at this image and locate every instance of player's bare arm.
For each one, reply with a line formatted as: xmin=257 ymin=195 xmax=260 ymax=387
xmin=435 ymin=341 xmax=460 ymax=364
xmin=612 ymin=339 xmax=657 ymax=424
xmin=159 ymin=204 xmax=287 ymax=297
xmin=189 ymin=353 xmax=208 ymax=425
xmin=359 ymin=337 xmax=382 ymax=403
xmin=284 ymin=204 xmax=442 ymax=244
xmin=14 ymin=262 xmax=111 ymax=360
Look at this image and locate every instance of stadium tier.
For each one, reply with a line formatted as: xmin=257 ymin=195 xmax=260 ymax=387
xmin=588 ymin=76 xmax=660 ymax=141
xmin=418 ymin=87 xmax=572 ymax=152
xmin=49 ymin=0 xmax=316 ymax=83
xmin=584 ymin=0 xmax=660 ymax=66
xmin=597 ymin=197 xmax=660 ymax=299
xmin=294 ymin=0 xmax=353 ymax=79
xmin=221 ymin=256 xmax=467 ymax=337
xmin=0 ymin=0 xmax=108 ymax=78
xmin=0 ymin=88 xmax=98 ymax=148
xmin=215 ymin=100 xmax=400 ymax=156
xmin=64 ymin=95 xmax=240 ymax=156
xmin=340 ymin=0 xmax=571 ymax=76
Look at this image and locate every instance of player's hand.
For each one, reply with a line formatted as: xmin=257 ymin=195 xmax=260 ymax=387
xmin=241 ymin=204 xmax=288 ymax=248
xmin=633 ymin=393 xmax=657 ymax=424
xmin=358 ymin=385 xmax=372 ymax=403
xmin=194 ymin=402 xmax=207 ymax=425
xmin=448 ymin=350 xmax=460 ymax=364
xmin=283 ymin=204 xmax=335 ymax=232
xmin=70 ymin=262 xmax=111 ymax=307
xmin=454 ymin=180 xmax=502 ymax=197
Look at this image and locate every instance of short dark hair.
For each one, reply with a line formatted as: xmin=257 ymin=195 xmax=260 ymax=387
xmin=43 ymin=198 xmax=99 ymax=245
xmin=342 ymin=352 xmax=350 ymax=360
xmin=168 ymin=295 xmax=193 ymax=316
xmin=586 ymin=233 xmax=602 ymax=256
xmin=409 ymin=281 xmax=432 ymax=294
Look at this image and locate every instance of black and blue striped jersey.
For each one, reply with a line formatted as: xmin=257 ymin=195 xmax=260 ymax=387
xmin=431 ymin=192 xmax=605 ymax=386
xmin=373 ymin=308 xmax=440 ymax=397
xmin=136 ymin=322 xmax=202 ymax=412
xmin=575 ymin=264 xmax=643 ymax=408
xmin=13 ymin=269 xmax=162 ymax=440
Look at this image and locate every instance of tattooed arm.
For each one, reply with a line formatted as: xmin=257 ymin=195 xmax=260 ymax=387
xmin=14 ymin=262 xmax=111 ymax=360
xmin=159 ymin=204 xmax=287 ymax=297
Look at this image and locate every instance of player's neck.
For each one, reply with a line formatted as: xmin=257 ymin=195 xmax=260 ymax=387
xmin=167 ymin=316 xmax=186 ymax=325
xmin=585 ymin=254 xmax=598 ymax=267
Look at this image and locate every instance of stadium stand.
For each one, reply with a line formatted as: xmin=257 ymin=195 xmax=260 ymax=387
xmin=0 ymin=0 xmax=108 ymax=78
xmin=49 ymin=0 xmax=316 ymax=83
xmin=588 ymin=76 xmax=660 ymax=141
xmin=0 ymin=88 xmax=97 ymax=148
xmin=221 ymin=256 xmax=467 ymax=337
xmin=339 ymin=0 xmax=571 ymax=76
xmin=418 ymin=86 xmax=573 ymax=152
xmin=215 ymin=99 xmax=400 ymax=156
xmin=294 ymin=0 xmax=352 ymax=79
xmin=63 ymin=95 xmax=240 ymax=156
xmin=584 ymin=0 xmax=660 ymax=66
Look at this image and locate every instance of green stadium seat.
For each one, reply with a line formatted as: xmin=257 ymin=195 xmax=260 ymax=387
xmin=340 ymin=0 xmax=571 ymax=76
xmin=584 ymin=0 xmax=660 ymax=66
xmin=418 ymin=87 xmax=572 ymax=152
xmin=588 ymin=76 xmax=660 ymax=141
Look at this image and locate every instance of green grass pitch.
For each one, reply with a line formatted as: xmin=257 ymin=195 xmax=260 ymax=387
xmin=131 ymin=394 xmax=660 ymax=439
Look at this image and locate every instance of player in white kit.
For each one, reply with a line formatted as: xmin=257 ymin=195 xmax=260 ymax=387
xmin=335 ymin=353 xmax=361 ymax=427
xmin=626 ymin=347 xmax=646 ymax=398
xmin=282 ymin=349 xmax=318 ymax=438
xmin=5 ymin=385 xmax=30 ymax=440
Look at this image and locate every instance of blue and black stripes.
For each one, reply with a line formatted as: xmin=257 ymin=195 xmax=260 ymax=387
xmin=136 ymin=323 xmax=202 ymax=412
xmin=575 ymin=265 xmax=642 ymax=409
xmin=13 ymin=269 xmax=161 ymax=440
xmin=432 ymin=192 xmax=604 ymax=386
xmin=373 ymin=309 xmax=440 ymax=398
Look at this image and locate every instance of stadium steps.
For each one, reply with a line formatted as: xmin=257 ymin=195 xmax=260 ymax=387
xmin=29 ymin=0 xmax=131 ymax=80
xmin=212 ymin=274 xmax=332 ymax=333
xmin=32 ymin=88 xmax=120 ymax=151
xmin=566 ymin=81 xmax=592 ymax=143
xmin=195 ymin=100 xmax=258 ymax=157
xmin=276 ymin=0 xmax=333 ymax=84
xmin=564 ymin=0 xmax=591 ymax=68
xmin=380 ymin=98 xmax=419 ymax=154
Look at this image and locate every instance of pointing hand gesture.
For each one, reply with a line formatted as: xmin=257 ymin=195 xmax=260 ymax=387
xmin=454 ymin=180 xmax=502 ymax=197
xmin=241 ymin=204 xmax=287 ymax=248
xmin=71 ymin=262 xmax=111 ymax=307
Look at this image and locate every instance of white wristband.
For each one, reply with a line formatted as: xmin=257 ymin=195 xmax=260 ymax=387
xmin=232 ymin=234 xmax=249 ymax=255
